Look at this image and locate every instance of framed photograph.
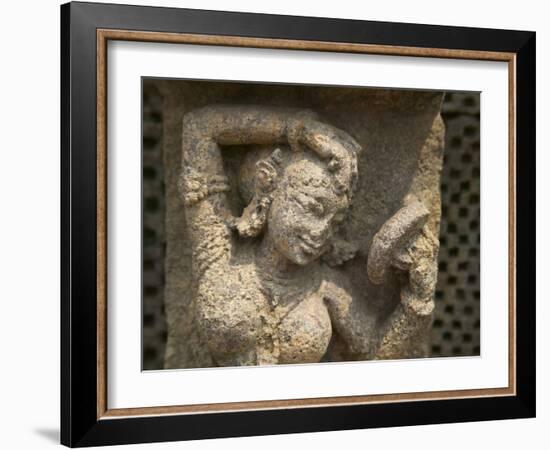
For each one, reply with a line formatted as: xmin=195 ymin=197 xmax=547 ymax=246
xmin=61 ymin=1 xmax=535 ymax=447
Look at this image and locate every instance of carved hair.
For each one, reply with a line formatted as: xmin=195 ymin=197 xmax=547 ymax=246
xmin=234 ymin=140 xmax=360 ymax=265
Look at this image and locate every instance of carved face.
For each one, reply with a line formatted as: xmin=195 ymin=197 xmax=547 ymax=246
xmin=267 ymin=154 xmax=350 ymax=266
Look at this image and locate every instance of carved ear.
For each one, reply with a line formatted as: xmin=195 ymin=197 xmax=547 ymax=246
xmin=255 ymin=148 xmax=283 ymax=193
xmin=231 ymin=195 xmax=271 ymax=238
xmin=230 ymin=148 xmax=283 ymax=238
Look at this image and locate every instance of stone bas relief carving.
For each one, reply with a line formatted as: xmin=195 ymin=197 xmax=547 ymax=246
xmin=159 ymin=83 xmax=445 ymax=369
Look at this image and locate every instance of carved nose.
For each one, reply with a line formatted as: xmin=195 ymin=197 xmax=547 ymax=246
xmin=310 ymin=220 xmax=331 ymax=239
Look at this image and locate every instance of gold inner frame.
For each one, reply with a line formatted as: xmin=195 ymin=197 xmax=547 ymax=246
xmin=96 ymin=28 xmax=517 ymax=420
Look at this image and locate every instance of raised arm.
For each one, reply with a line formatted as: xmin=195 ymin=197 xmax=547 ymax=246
xmin=368 ymin=199 xmax=439 ymax=359
xmin=180 ymin=105 xmax=306 ymax=279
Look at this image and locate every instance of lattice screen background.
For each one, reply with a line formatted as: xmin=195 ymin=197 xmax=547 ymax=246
xmin=142 ymin=85 xmax=167 ymax=369
xmin=433 ymin=92 xmax=481 ymax=358
xmin=142 ymin=83 xmax=481 ymax=369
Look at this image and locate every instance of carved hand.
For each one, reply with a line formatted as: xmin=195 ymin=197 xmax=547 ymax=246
xmin=288 ymin=111 xmax=358 ymax=154
xmin=394 ymin=224 xmax=439 ymax=312
xmin=367 ymin=199 xmax=439 ymax=313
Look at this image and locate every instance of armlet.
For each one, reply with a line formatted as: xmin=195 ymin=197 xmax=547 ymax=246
xmin=179 ymin=169 xmax=230 ymax=207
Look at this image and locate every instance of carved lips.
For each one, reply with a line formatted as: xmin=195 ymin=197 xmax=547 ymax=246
xmin=298 ymin=234 xmax=324 ymax=255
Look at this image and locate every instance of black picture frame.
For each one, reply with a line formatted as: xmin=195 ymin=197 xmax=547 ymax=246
xmin=61 ymin=1 xmax=536 ymax=447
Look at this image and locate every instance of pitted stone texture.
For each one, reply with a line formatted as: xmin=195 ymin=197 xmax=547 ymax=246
xmin=157 ymin=80 xmax=445 ymax=369
xmin=141 ymin=90 xmax=481 ymax=369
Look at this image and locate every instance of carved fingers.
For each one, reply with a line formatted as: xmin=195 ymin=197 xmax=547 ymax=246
xmin=367 ymin=200 xmax=429 ymax=284
xmin=367 ymin=199 xmax=439 ymax=306
xmin=287 ymin=111 xmax=361 ymax=159
xmin=401 ymin=228 xmax=439 ymax=303
xmin=286 ymin=110 xmax=320 ymax=153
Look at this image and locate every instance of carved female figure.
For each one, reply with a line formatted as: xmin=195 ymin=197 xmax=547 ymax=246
xmin=180 ymin=105 xmax=438 ymax=366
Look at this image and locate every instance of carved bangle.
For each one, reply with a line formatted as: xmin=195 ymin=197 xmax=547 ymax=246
xmin=179 ymin=171 xmax=230 ymax=207
xmin=400 ymin=287 xmax=435 ymax=317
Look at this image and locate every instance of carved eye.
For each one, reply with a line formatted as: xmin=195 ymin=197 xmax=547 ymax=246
xmin=309 ymin=200 xmax=324 ymax=216
xmin=292 ymin=192 xmax=325 ymax=217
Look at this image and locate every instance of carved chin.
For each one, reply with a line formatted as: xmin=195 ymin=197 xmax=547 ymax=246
xmin=290 ymin=252 xmax=311 ymax=266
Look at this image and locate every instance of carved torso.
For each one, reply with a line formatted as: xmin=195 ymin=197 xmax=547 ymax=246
xmin=171 ymin=104 xmax=441 ymax=368
xmin=195 ymin=246 xmax=353 ymax=366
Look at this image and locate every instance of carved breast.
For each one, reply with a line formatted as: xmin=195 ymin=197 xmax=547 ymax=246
xmin=275 ymin=292 xmax=333 ymax=364
xmin=196 ymin=264 xmax=333 ymax=366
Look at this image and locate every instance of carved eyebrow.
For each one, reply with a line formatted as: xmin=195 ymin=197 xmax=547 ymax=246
xmin=294 ymin=183 xmax=331 ymax=200
xmin=290 ymin=191 xmax=325 ymax=213
xmin=294 ymin=190 xmax=321 ymax=205
xmin=307 ymin=192 xmax=329 ymax=208
xmin=305 ymin=188 xmax=350 ymax=214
